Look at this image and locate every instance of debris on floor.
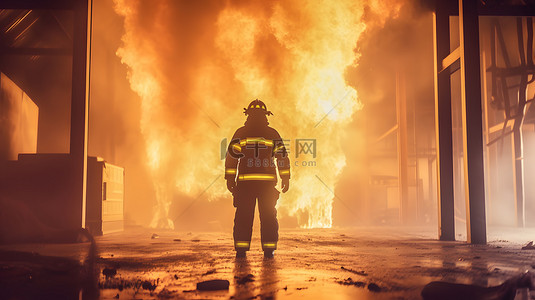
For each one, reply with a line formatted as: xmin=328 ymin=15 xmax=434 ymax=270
xmin=521 ymin=241 xmax=535 ymax=250
xmin=150 ymin=233 xmax=159 ymax=239
xmin=341 ymin=266 xmax=368 ymax=276
xmin=5 ymin=228 xmax=535 ymax=299
xmin=336 ymin=277 xmax=366 ymax=287
xmin=99 ymin=278 xmax=158 ymax=292
xmin=102 ymin=267 xmax=117 ymax=278
xmin=421 ymin=271 xmax=533 ymax=300
xmin=235 ymin=274 xmax=255 ymax=285
xmin=157 ymin=288 xmax=177 ymax=298
xmin=202 ymin=268 xmax=216 ymax=276
xmin=196 ymin=279 xmax=230 ymax=291
xmin=141 ymin=280 xmax=157 ymax=291
xmin=367 ymin=282 xmax=382 ymax=292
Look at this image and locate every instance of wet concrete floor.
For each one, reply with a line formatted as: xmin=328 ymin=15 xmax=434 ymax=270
xmin=2 ymin=227 xmax=535 ymax=299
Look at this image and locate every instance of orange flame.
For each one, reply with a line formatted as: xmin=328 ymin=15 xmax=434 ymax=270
xmin=114 ymin=0 xmax=403 ymax=229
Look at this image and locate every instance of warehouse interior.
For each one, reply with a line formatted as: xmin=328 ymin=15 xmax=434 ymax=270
xmin=1 ymin=0 xmax=535 ymax=298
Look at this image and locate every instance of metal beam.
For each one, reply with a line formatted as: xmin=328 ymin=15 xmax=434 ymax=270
xmin=442 ymin=2 xmax=459 ymax=16
xmin=0 ymin=47 xmax=72 ymax=56
xmin=488 ymin=118 xmax=513 ymax=134
xmin=512 ymin=127 xmax=525 ymax=227
xmin=442 ymin=47 xmax=460 ymax=72
xmin=375 ymin=125 xmax=398 ymax=143
xmin=459 ymin=0 xmax=487 ymax=244
xmin=478 ymin=5 xmax=535 ymax=17
xmin=396 ymin=72 xmax=410 ymax=224
xmin=481 ymin=50 xmax=493 ymax=225
xmin=0 ymin=0 xmax=74 ymax=10
xmin=433 ymin=5 xmax=455 ymax=241
xmin=512 ymin=17 xmax=528 ymax=228
xmin=441 ymin=4 xmax=535 ymax=17
xmin=69 ymin=0 xmax=92 ymax=229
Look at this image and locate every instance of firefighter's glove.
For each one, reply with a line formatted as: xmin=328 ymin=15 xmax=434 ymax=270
xmin=226 ymin=180 xmax=236 ymax=193
xmin=281 ymin=178 xmax=290 ymax=193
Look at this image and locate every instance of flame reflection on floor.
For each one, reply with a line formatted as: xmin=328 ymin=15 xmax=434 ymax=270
xmin=2 ymin=227 xmax=535 ymax=299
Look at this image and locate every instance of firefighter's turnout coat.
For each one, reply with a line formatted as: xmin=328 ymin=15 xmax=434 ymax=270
xmin=225 ymin=124 xmax=290 ymax=251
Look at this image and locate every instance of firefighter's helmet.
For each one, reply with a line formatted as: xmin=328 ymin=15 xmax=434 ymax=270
xmin=243 ymin=99 xmax=273 ymax=116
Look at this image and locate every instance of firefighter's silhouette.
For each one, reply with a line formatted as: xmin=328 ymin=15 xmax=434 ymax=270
xmin=225 ymin=99 xmax=290 ymax=258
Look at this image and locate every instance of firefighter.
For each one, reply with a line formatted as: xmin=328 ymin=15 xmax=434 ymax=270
xmin=225 ymin=99 xmax=290 ymax=258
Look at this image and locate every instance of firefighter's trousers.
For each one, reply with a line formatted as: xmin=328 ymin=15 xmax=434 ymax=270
xmin=233 ymin=181 xmax=280 ymax=251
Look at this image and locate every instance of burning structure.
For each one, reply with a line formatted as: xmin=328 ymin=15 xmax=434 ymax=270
xmin=1 ymin=0 xmax=535 ymax=298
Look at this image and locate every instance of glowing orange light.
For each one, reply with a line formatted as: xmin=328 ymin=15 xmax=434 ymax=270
xmin=114 ymin=0 xmax=402 ymax=229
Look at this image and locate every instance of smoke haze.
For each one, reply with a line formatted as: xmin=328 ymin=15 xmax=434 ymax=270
xmin=88 ymin=0 xmax=435 ymax=229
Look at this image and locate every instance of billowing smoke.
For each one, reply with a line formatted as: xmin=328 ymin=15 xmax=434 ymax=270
xmin=335 ymin=1 xmax=437 ymax=226
xmin=112 ymin=0 xmax=409 ymax=229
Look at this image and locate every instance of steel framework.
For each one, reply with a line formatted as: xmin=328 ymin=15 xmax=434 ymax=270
xmin=434 ymin=0 xmax=535 ymax=243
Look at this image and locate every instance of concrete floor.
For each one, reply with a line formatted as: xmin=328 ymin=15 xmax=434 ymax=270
xmin=2 ymin=226 xmax=535 ymax=299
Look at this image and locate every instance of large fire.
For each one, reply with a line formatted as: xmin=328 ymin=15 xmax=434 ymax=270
xmin=113 ymin=0 xmax=402 ymax=229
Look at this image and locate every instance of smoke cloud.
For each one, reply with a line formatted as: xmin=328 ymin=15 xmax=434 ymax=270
xmin=111 ymin=0 xmax=415 ymax=229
